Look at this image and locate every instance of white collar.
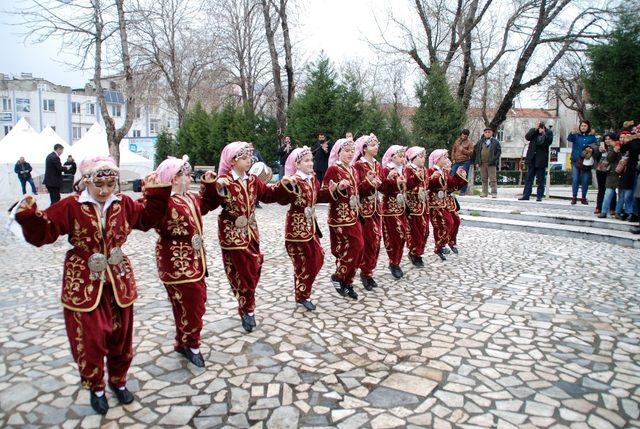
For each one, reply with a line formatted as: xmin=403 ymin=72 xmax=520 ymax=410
xmin=409 ymin=162 xmax=421 ymax=170
xmin=389 ymin=162 xmax=403 ymax=172
xmin=361 ymin=157 xmax=376 ymax=165
xmin=434 ymin=165 xmax=444 ymax=174
xmin=231 ymin=169 xmax=248 ymax=182
xmin=78 ymin=189 xmax=120 ymax=214
xmin=295 ymin=170 xmax=314 ymax=181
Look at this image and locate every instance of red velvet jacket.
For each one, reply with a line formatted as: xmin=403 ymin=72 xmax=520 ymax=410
xmin=352 ymin=158 xmax=383 ymax=218
xmin=380 ymin=166 xmax=405 ymax=216
xmin=15 ymin=185 xmax=171 ymax=312
xmin=154 ymin=192 xmax=216 ymax=284
xmin=427 ymin=167 xmax=467 ymax=209
xmin=404 ymin=163 xmax=429 ymax=216
xmin=275 ymin=175 xmax=327 ymax=242
xmin=319 ymin=162 xmax=360 ymax=227
xmin=444 ymin=171 xmax=468 ymax=211
xmin=201 ymin=173 xmax=279 ymax=250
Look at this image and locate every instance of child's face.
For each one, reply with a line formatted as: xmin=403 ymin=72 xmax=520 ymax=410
xmin=412 ymin=153 xmax=426 ymax=167
xmin=171 ymin=171 xmax=191 ymax=193
xmin=364 ymin=140 xmax=379 ymax=157
xmin=297 ymin=154 xmax=314 ymax=175
xmin=436 ymin=154 xmax=449 ymax=168
xmin=339 ymin=145 xmax=355 ymax=164
xmin=392 ymin=152 xmax=406 ymax=165
xmin=86 ymin=177 xmax=117 ymax=203
xmin=232 ymin=153 xmax=252 ymax=173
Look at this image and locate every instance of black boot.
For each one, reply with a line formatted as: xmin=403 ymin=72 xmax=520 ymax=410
xmin=436 ymin=249 xmax=447 ymax=261
xmin=111 ymin=386 xmax=135 ymax=404
xmin=361 ymin=276 xmax=374 ymax=291
xmin=331 ymin=274 xmax=347 ymax=297
xmin=90 ymin=391 xmax=109 ymax=415
xmin=240 ymin=314 xmax=253 ymax=332
xmin=389 ymin=264 xmax=404 ymax=279
xmin=628 ymin=214 xmax=639 ymax=222
xmin=298 ymin=299 xmax=316 ymax=311
xmin=441 ymin=247 xmax=451 ymax=255
xmin=369 ymin=277 xmax=378 ymax=288
xmin=178 ymin=348 xmax=205 ymax=367
xmin=408 ymin=254 xmax=424 ymax=267
xmin=344 ymin=285 xmax=358 ymax=300
xmin=449 ymin=245 xmax=459 ymax=254
xmin=631 ymin=226 xmax=640 ymax=235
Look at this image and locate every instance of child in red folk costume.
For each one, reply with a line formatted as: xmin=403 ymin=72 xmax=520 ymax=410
xmin=443 ymin=158 xmax=468 ymax=254
xmin=153 ymin=155 xmax=216 ymax=367
xmin=403 ymin=146 xmax=430 ymax=268
xmin=351 ymin=134 xmax=383 ymax=291
xmin=427 ymin=150 xmax=467 ymax=261
xmin=276 ymin=146 xmax=326 ymax=311
xmin=380 ymin=145 xmax=408 ymax=279
xmin=320 ymin=138 xmax=363 ymax=300
xmin=15 ymin=157 xmax=170 ymax=415
xmin=201 ymin=141 xmax=283 ymax=333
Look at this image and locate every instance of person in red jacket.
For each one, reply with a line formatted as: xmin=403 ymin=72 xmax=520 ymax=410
xmin=275 ymin=146 xmax=327 ymax=310
xmin=443 ymin=159 xmax=468 ymax=254
xmin=320 ymin=138 xmax=363 ymax=300
xmin=14 ymin=156 xmax=171 ymax=415
xmin=152 ymin=155 xmax=217 ymax=367
xmin=403 ymin=146 xmax=430 ymax=267
xmin=351 ymin=134 xmax=383 ymax=290
xmin=380 ymin=145 xmax=408 ymax=279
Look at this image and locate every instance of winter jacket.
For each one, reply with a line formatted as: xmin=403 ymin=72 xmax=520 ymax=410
xmin=603 ymin=148 xmax=621 ymax=189
xmin=568 ymin=132 xmax=598 ymax=162
xmin=618 ymin=138 xmax=640 ymax=190
xmin=524 ymin=127 xmax=553 ymax=169
xmin=473 ymin=137 xmax=501 ymax=167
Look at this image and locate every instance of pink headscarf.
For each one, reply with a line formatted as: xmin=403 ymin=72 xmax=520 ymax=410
xmin=406 ymin=146 xmax=426 ymax=163
xmin=382 ymin=145 xmax=406 ymax=168
xmin=328 ymin=138 xmax=355 ymax=167
xmin=428 ymin=149 xmax=448 ymax=168
xmin=219 ymin=141 xmax=250 ymax=177
xmin=155 ymin=155 xmax=191 ymax=183
xmin=79 ymin=156 xmax=119 ymax=178
xmin=351 ymin=134 xmax=378 ymax=166
xmin=285 ymin=146 xmax=312 ymax=176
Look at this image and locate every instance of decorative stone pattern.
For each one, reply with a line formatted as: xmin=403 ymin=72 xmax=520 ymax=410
xmin=0 ymin=199 xmax=638 ymax=428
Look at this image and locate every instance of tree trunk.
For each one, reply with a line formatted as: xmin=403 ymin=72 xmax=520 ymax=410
xmin=260 ymin=0 xmax=286 ymax=135
xmin=279 ymin=0 xmax=295 ymax=105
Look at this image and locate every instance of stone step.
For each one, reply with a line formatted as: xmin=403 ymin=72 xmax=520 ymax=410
xmin=460 ymin=206 xmax=636 ymax=233
xmin=458 ymin=195 xmax=594 ymax=213
xmin=460 ymin=215 xmax=640 ymax=249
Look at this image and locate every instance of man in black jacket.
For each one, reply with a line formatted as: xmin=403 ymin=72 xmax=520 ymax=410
xmin=312 ymin=133 xmax=330 ymax=182
xmin=277 ymin=136 xmax=293 ymax=178
xmin=520 ymin=122 xmax=554 ymax=201
xmin=14 ymin=157 xmax=37 ymax=194
xmin=43 ymin=143 xmax=65 ymax=204
xmin=473 ymin=128 xmax=502 ymax=198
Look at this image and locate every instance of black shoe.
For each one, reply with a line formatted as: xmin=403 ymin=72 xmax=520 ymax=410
xmin=256 ymin=203 xmax=262 ymax=209
xmin=110 ymin=386 xmax=135 ymax=405
xmin=441 ymin=247 xmax=451 ymax=255
xmin=299 ymin=299 xmax=316 ymax=311
xmin=389 ymin=264 xmax=404 ymax=279
xmin=369 ymin=277 xmax=378 ymax=288
xmin=331 ymin=275 xmax=347 ymax=296
xmin=90 ymin=391 xmax=109 ymax=415
xmin=449 ymin=245 xmax=459 ymax=254
xmin=536 ymin=198 xmax=543 ymax=202
xmin=344 ymin=285 xmax=358 ymax=300
xmin=240 ymin=314 xmax=253 ymax=332
xmin=628 ymin=215 xmax=639 ymax=222
xmin=436 ymin=250 xmax=447 ymax=261
xmin=518 ymin=197 xmax=529 ymax=201
xmin=248 ymin=314 xmax=257 ymax=327
xmin=178 ymin=348 xmax=205 ymax=367
xmin=408 ymin=254 xmax=424 ymax=267
xmin=361 ymin=277 xmax=374 ymax=291
xmin=631 ymin=227 xmax=640 ymax=235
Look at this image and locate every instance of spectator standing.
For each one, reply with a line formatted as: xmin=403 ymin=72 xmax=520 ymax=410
xmin=594 ymin=134 xmax=618 ymax=214
xmin=597 ymin=136 xmax=622 ymax=218
xmin=451 ymin=129 xmax=473 ymax=195
xmin=43 ymin=143 xmax=65 ymax=204
xmin=473 ymin=127 xmax=501 ymax=198
xmin=520 ymin=122 xmax=553 ymax=201
xmin=568 ymin=120 xmax=597 ymax=205
xmin=14 ymin=157 xmax=37 ymax=194
xmin=312 ymin=132 xmax=330 ymax=182
xmin=64 ymin=155 xmax=77 ymax=176
xmin=277 ymin=136 xmax=293 ymax=179
xmin=616 ymin=130 xmax=640 ymax=221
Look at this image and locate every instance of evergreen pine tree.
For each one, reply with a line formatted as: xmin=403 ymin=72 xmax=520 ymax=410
xmin=154 ymin=130 xmax=178 ymax=167
xmin=176 ymin=102 xmax=211 ymax=165
xmin=331 ymin=73 xmax=365 ymax=138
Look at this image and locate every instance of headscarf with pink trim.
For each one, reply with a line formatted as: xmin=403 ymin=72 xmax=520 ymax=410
xmin=79 ymin=156 xmax=119 ymax=180
xmin=405 ymin=146 xmax=426 ymax=163
xmin=428 ymin=149 xmax=448 ymax=168
xmin=284 ymin=146 xmax=312 ymax=176
xmin=382 ymin=145 xmax=406 ymax=168
xmin=218 ymin=141 xmax=250 ymax=177
xmin=351 ymin=133 xmax=378 ymax=165
xmin=155 ymin=155 xmax=191 ymax=183
xmin=328 ymin=138 xmax=355 ymax=167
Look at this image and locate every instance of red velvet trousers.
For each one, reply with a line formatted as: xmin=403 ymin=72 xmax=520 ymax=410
xmin=359 ymin=214 xmax=381 ymax=279
xmin=406 ymin=213 xmax=429 ymax=257
xmin=382 ymin=215 xmax=407 ymax=265
xmin=329 ymin=222 xmax=364 ymax=285
xmin=63 ymin=285 xmax=133 ymax=392
xmin=222 ymin=239 xmax=264 ymax=315
xmin=164 ymin=279 xmax=207 ymax=350
xmin=448 ymin=210 xmax=461 ymax=246
xmin=285 ymin=236 xmax=324 ymax=302
xmin=430 ymin=208 xmax=453 ymax=253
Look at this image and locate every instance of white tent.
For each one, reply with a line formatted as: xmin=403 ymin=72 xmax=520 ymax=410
xmin=70 ymin=122 xmax=153 ymax=182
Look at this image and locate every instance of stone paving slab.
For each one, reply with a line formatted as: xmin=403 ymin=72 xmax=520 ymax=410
xmin=0 ymin=202 xmax=639 ymax=428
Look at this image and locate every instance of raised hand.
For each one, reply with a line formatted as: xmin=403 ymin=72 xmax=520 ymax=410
xmin=202 ymin=170 xmax=217 ymax=182
xmin=281 ymin=175 xmax=297 ymax=187
xmin=17 ymin=195 xmax=36 ymax=213
xmin=143 ymin=172 xmax=160 ymax=187
xmin=215 ymin=177 xmax=231 ymax=190
xmin=457 ymin=166 xmax=467 ymax=179
xmin=338 ymin=179 xmax=349 ymax=191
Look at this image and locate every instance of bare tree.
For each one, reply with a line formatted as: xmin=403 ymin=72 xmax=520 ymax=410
xmin=260 ymin=0 xmax=286 ymax=134
xmin=129 ymin=0 xmax=221 ymax=127
xmin=276 ymin=0 xmax=295 ymax=104
xmin=14 ymin=0 xmax=137 ymax=165
xmin=548 ymin=52 xmax=588 ymax=121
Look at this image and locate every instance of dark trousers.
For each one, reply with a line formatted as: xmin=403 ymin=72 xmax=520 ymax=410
xmin=522 ymin=166 xmax=546 ymax=200
xmin=46 ymin=186 xmax=61 ymax=204
xmin=19 ymin=178 xmax=37 ymax=194
xmin=315 ymin=170 xmax=326 ymax=183
xmin=596 ymin=170 xmax=616 ymax=212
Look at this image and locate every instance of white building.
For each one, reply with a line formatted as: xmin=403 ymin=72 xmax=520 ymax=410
xmin=0 ymin=72 xmax=179 ymax=160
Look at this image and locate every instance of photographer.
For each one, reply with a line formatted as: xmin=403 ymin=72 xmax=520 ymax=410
xmin=312 ymin=132 xmax=330 ymax=182
xmin=277 ymin=135 xmax=293 ymax=179
xmin=519 ymin=121 xmax=553 ymax=201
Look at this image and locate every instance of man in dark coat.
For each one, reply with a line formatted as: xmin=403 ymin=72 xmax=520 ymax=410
xmin=14 ymin=157 xmax=37 ymax=194
xmin=312 ymin=132 xmax=330 ymax=182
xmin=520 ymin=122 xmax=554 ymax=201
xmin=277 ymin=136 xmax=293 ymax=178
xmin=43 ymin=144 xmax=65 ymax=204
xmin=473 ymin=128 xmax=502 ymax=198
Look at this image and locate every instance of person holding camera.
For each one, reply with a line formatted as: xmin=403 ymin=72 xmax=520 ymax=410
xmin=519 ymin=122 xmax=553 ymax=201
xmin=312 ymin=132 xmax=330 ymax=182
xmin=277 ymin=136 xmax=293 ymax=179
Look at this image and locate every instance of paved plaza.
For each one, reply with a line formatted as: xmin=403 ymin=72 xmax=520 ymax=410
xmin=0 ymin=199 xmax=639 ymax=428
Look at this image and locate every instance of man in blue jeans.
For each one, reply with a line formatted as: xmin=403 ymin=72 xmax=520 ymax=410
xmin=568 ymin=121 xmax=597 ymax=205
xmin=14 ymin=157 xmax=37 ymax=194
xmin=520 ymin=122 xmax=553 ymax=201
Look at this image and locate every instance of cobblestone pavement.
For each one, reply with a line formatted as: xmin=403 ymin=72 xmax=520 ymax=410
xmin=0 ymin=200 xmax=639 ymax=428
